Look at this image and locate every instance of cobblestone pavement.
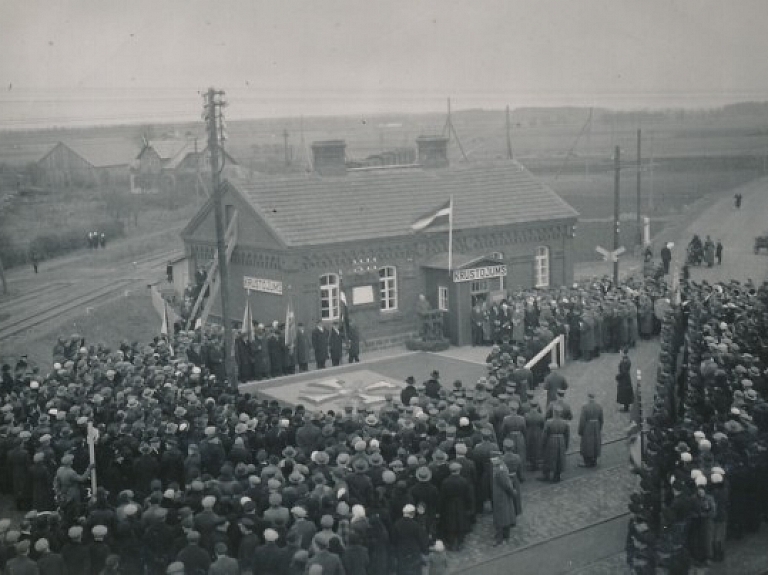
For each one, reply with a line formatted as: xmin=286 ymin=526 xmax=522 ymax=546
xmin=446 ymin=463 xmax=638 ymax=571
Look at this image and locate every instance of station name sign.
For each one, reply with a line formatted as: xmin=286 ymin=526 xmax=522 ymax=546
xmin=452 ymin=265 xmax=508 ymax=283
xmin=243 ymin=276 xmax=283 ymax=295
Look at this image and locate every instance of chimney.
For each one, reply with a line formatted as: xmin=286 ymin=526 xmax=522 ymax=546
xmin=311 ymin=140 xmax=347 ymax=176
xmin=416 ymin=135 xmax=449 ymax=168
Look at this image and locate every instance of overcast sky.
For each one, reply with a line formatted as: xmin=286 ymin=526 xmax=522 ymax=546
xmin=1 ymin=0 xmax=767 ymax=128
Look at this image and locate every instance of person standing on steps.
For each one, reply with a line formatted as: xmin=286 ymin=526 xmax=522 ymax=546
xmin=312 ymin=320 xmax=329 ymax=369
xmin=660 ymin=242 xmax=672 ymax=275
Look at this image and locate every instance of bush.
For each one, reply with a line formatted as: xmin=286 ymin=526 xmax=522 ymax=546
xmin=405 ymin=338 xmax=450 ymax=352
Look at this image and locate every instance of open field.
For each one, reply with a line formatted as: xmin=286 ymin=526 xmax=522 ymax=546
xmin=1 ymin=105 xmax=767 ymax=266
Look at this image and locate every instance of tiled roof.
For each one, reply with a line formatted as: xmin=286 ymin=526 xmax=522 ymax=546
xmin=47 ymin=139 xmax=136 ymax=168
xmin=232 ymin=161 xmax=579 ymax=247
xmin=147 ymin=140 xmax=192 ymax=161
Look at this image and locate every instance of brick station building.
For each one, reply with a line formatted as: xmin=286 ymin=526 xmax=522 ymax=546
xmin=181 ymin=137 xmax=579 ymax=348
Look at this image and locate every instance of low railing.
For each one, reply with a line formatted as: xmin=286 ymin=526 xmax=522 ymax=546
xmin=524 ymin=333 xmax=566 ymax=371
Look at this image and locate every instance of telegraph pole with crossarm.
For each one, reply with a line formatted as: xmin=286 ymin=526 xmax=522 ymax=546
xmin=203 ymin=87 xmax=235 ymax=384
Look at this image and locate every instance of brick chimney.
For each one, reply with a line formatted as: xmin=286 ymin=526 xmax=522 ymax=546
xmin=311 ymin=140 xmax=347 ymax=176
xmin=416 ymin=135 xmax=449 ymax=168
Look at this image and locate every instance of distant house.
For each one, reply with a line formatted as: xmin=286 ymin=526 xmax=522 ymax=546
xmin=37 ymin=140 xmax=135 ymax=188
xmin=134 ymin=138 xmax=237 ymax=192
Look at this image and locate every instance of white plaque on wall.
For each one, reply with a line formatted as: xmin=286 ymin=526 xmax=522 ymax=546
xmin=352 ymin=285 xmax=375 ymax=305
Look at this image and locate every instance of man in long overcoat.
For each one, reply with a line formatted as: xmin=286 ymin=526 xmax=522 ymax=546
xmin=438 ymin=462 xmax=473 ymax=551
xmin=543 ymin=364 xmax=568 ymax=405
xmin=295 ymin=323 xmax=310 ymax=372
xmin=391 ymin=505 xmax=429 ymax=575
xmin=577 ymin=393 xmax=604 ymax=468
xmin=524 ymin=402 xmax=545 ymax=471
xmin=312 ymin=321 xmax=329 ymax=369
xmin=539 ymin=406 xmax=569 ymax=482
xmin=329 ymin=323 xmax=343 ymax=367
xmin=490 ymin=456 xmax=517 ymax=545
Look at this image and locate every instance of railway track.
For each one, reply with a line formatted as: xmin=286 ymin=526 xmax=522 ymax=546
xmin=0 ymin=278 xmax=135 ymax=341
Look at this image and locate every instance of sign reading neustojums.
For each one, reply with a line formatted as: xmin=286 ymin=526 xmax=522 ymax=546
xmin=452 ymin=265 xmax=508 ymax=283
xmin=243 ymin=276 xmax=283 ymax=295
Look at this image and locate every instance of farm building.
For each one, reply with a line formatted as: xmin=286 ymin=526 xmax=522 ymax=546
xmin=181 ymin=137 xmax=579 ymax=348
xmin=134 ymin=138 xmax=237 ymax=192
xmin=36 ymin=140 xmax=135 ymax=188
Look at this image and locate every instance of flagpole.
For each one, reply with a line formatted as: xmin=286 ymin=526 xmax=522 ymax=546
xmin=448 ymin=195 xmax=454 ymax=271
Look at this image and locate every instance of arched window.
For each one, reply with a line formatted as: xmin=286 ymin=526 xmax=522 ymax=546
xmin=535 ymin=246 xmax=550 ymax=288
xmin=379 ymin=266 xmax=398 ymax=311
xmin=319 ymin=273 xmax=340 ymax=320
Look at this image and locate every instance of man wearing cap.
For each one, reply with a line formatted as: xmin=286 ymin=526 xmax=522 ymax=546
xmin=490 ymin=454 xmax=517 ymax=545
xmin=392 ymin=504 xmax=429 ymax=575
xmin=512 ymin=358 xmax=534 ymax=398
xmin=539 ymin=406 xmax=569 ymax=483
xmin=543 ymin=363 xmax=568 ymax=406
xmin=400 ymin=377 xmax=418 ymax=408
xmin=176 ymin=531 xmax=210 ymax=575
xmin=307 ymin=534 xmax=344 ymax=575
xmin=61 ymin=526 xmax=90 ymax=575
xmin=208 ymin=542 xmax=238 ymax=575
xmin=6 ymin=540 xmax=36 ymax=575
xmin=438 ymin=461 xmax=473 ymax=551
xmin=90 ymin=525 xmax=111 ymax=575
xmin=577 ymin=393 xmax=604 ymax=468
xmin=54 ymin=454 xmax=93 ymax=520
xmin=287 ymin=507 xmax=316 ymax=551
xmin=35 ymin=538 xmax=65 ymax=575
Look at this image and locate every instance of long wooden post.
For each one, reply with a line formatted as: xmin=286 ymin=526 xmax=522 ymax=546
xmin=613 ymin=146 xmax=621 ymax=285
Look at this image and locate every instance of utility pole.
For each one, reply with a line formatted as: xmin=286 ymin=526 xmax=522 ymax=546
xmin=282 ymin=128 xmax=290 ymax=167
xmin=505 ymin=105 xmax=513 ymax=160
xmin=613 ymin=145 xmax=621 ymax=285
xmin=636 ymin=129 xmax=642 ymax=247
xmin=443 ymin=98 xmax=469 ymax=162
xmin=203 ymin=87 xmax=235 ymax=384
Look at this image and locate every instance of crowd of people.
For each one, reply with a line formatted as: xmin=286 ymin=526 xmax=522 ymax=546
xmin=625 ymin=277 xmax=768 ymax=573
xmin=0 ymin=258 xmax=714 ymax=575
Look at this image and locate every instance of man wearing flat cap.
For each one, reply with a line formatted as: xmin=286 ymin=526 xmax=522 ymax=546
xmin=438 ymin=461 xmax=473 ymax=551
xmin=6 ymin=540 xmax=36 ymax=575
xmin=61 ymin=525 xmax=90 ymax=575
xmin=392 ymin=504 xmax=429 ymax=575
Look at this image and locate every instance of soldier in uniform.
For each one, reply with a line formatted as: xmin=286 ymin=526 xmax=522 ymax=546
xmin=577 ymin=393 xmax=604 ymax=468
xmin=539 ymin=406 xmax=569 ymax=483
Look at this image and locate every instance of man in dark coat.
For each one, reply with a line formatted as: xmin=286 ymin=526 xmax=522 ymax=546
xmin=577 ymin=393 xmax=603 ymax=468
xmin=234 ymin=331 xmax=255 ymax=383
xmin=438 ymin=462 xmax=473 ymax=551
xmin=6 ymin=540 xmax=37 ymax=575
xmin=296 ymin=323 xmax=311 ymax=372
xmin=660 ymin=243 xmax=672 ymax=274
xmin=424 ymin=370 xmax=441 ymax=400
xmin=176 ymin=531 xmax=210 ymax=575
xmin=267 ymin=324 xmax=283 ymax=377
xmin=61 ymin=526 xmax=91 ymax=575
xmin=312 ymin=321 xmax=329 ymax=369
xmin=329 ymin=323 xmax=343 ymax=367
xmin=400 ymin=377 xmax=418 ymax=407
xmin=539 ymin=406 xmax=569 ymax=482
xmin=347 ymin=322 xmax=361 ymax=363
xmin=391 ymin=505 xmax=429 ymax=575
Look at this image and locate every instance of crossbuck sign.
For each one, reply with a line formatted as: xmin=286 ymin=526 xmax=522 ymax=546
xmin=595 ymin=245 xmax=625 ymax=263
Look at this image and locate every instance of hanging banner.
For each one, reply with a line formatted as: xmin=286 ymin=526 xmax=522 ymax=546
xmin=452 ymin=265 xmax=507 ymax=283
xmin=243 ymin=276 xmax=283 ymax=295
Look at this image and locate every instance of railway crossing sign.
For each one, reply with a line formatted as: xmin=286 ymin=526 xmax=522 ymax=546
xmin=596 ymin=245 xmax=625 ymax=262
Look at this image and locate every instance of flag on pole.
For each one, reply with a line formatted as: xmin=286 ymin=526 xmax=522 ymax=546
xmin=284 ymin=302 xmax=296 ymax=352
xmin=242 ymin=296 xmax=254 ymax=342
xmin=339 ymin=289 xmax=350 ymax=338
xmin=410 ymin=198 xmax=452 ymax=231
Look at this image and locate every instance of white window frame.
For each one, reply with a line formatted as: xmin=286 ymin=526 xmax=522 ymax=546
xmin=378 ymin=266 xmax=398 ymax=311
xmin=535 ymin=246 xmax=550 ymax=288
xmin=438 ymin=286 xmax=449 ymax=311
xmin=319 ymin=273 xmax=340 ymax=320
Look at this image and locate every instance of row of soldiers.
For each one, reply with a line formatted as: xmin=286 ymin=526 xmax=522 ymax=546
xmin=469 ymin=277 xmax=671 ymax=363
xmin=626 ymin=277 xmax=768 ymax=573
